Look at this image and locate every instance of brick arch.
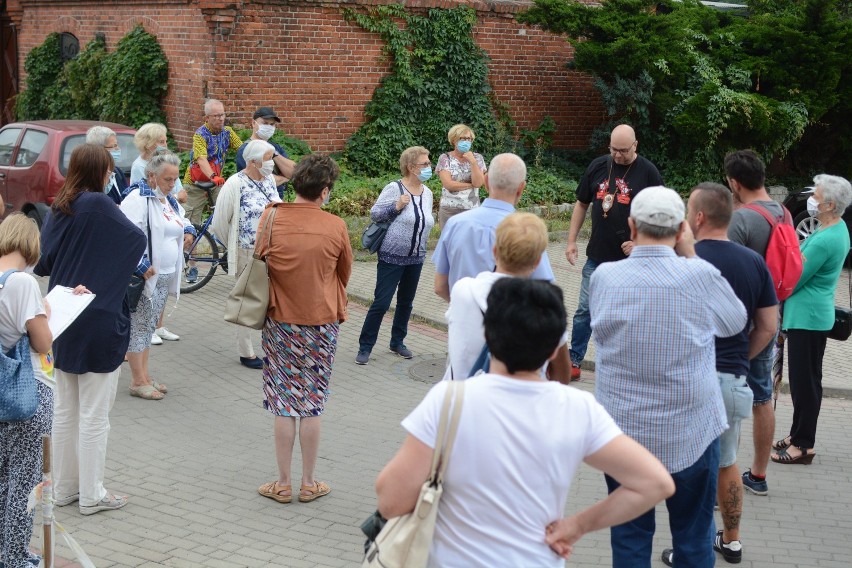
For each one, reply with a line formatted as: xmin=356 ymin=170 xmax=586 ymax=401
xmin=124 ymin=16 xmax=161 ymax=36
xmin=54 ymin=16 xmax=81 ymax=37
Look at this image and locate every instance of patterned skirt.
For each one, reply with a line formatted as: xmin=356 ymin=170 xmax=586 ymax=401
xmin=127 ymin=272 xmax=173 ymax=353
xmin=261 ymin=319 xmax=340 ymax=417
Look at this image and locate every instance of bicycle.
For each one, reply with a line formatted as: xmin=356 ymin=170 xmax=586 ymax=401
xmin=181 ymin=181 xmax=229 ymax=293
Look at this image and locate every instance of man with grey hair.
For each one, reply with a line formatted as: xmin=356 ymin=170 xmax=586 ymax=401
xmin=432 ymin=152 xmax=554 ymax=302
xmin=590 ymin=185 xmax=747 ymax=567
xmin=86 ymin=125 xmax=128 ymax=204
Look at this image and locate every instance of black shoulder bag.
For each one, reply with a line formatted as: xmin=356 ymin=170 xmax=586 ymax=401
xmin=127 ymin=202 xmax=153 ymax=312
xmin=828 ymin=264 xmax=852 ymax=341
xmin=361 ymin=182 xmax=405 ymax=253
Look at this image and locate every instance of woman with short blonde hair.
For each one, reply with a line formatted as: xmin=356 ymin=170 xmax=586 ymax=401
xmin=436 ymin=123 xmax=487 ymax=228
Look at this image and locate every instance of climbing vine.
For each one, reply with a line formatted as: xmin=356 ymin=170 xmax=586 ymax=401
xmin=342 ymin=5 xmax=501 ymax=176
xmin=15 ymin=33 xmax=64 ymax=120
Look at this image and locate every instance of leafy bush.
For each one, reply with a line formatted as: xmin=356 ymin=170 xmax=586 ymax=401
xmin=63 ymin=36 xmax=107 ymax=119
xmin=16 ymin=33 xmax=63 ymax=120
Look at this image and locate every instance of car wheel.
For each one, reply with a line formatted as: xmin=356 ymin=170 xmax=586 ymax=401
xmin=793 ymin=210 xmax=820 ymax=242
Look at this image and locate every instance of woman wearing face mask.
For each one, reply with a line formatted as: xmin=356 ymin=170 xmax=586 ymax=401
xmin=212 ymin=139 xmax=283 ymax=369
xmin=236 ymin=107 xmax=296 ymax=199
xmin=120 ymin=152 xmax=196 ymax=399
xmin=129 ymin=123 xmax=186 ymax=202
xmin=86 ymin=125 xmax=129 ymax=205
xmin=355 ymin=147 xmax=435 ymax=365
xmin=436 ymin=124 xmax=486 ymax=229
xmin=771 ymin=174 xmax=852 ymax=465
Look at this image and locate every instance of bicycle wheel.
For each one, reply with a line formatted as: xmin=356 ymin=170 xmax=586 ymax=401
xmin=181 ymin=225 xmax=219 ymax=294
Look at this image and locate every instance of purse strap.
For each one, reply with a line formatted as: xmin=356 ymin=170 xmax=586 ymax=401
xmin=429 ymin=381 xmax=465 ymax=485
xmin=253 ymin=206 xmax=278 ymax=261
xmin=846 ymin=261 xmax=851 ymax=308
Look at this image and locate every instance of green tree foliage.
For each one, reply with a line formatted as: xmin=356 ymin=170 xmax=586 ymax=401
xmin=99 ymin=26 xmax=168 ymax=126
xmin=15 ymin=33 xmax=64 ymax=120
xmin=343 ymin=5 xmax=500 ymax=176
xmin=64 ymin=36 xmax=107 ymax=119
xmin=519 ymin=0 xmax=851 ymax=184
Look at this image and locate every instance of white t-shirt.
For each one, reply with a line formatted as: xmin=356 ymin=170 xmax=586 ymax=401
xmin=0 ymin=271 xmax=54 ymax=387
xmin=402 ymin=375 xmax=622 ymax=568
xmin=157 ymin=202 xmax=185 ymax=275
xmin=445 ymin=272 xmax=568 ymax=380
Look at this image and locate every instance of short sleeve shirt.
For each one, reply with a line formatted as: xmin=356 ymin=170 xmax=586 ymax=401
xmin=576 ymin=155 xmax=663 ymax=263
xmin=436 ymin=152 xmax=487 ymax=210
xmin=0 ymin=271 xmax=54 ymax=386
xmin=236 ymin=172 xmax=280 ymax=248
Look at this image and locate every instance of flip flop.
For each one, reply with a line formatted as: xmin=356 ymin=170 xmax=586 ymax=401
xmin=129 ymin=384 xmax=164 ymax=400
xmin=299 ymin=481 xmax=331 ymax=502
xmin=151 ymin=380 xmax=168 ymax=393
xmin=258 ymin=481 xmax=292 ymax=503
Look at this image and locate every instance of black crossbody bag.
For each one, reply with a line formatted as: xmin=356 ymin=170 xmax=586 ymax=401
xmin=828 ymin=264 xmax=852 ymax=341
xmin=127 ymin=203 xmax=153 ymax=312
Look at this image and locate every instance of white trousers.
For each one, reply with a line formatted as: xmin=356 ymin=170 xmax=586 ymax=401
xmin=52 ymin=368 xmax=120 ymax=506
xmin=235 ymin=247 xmax=258 ymax=358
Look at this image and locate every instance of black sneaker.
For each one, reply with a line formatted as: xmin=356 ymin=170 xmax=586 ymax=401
xmin=356 ymin=350 xmax=370 ymax=365
xmin=713 ymin=530 xmax=743 ymax=564
xmin=661 ymin=549 xmax=673 ymax=567
xmin=389 ymin=345 xmax=413 ymax=359
xmin=741 ymin=469 xmax=768 ymax=496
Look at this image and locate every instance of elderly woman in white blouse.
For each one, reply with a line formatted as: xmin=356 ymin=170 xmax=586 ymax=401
xmin=213 ymin=139 xmax=283 ymax=369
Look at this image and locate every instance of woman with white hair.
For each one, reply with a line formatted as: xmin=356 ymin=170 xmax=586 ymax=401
xmin=772 ymin=174 xmax=852 ymax=464
xmin=86 ymin=125 xmax=127 ymax=204
xmin=212 ymin=139 xmax=282 ymax=369
xmin=120 ymin=152 xmax=196 ymax=399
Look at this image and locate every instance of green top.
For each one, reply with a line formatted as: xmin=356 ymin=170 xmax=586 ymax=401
xmin=783 ymin=221 xmax=850 ymax=331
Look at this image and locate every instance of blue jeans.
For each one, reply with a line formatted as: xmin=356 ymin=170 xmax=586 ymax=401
xmin=606 ymin=438 xmax=720 ymax=568
xmin=718 ymin=372 xmax=753 ymax=468
xmin=358 ymin=260 xmax=423 ymax=352
xmin=569 ymin=258 xmax=599 ymax=365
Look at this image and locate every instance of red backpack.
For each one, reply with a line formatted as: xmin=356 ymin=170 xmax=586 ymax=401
xmin=743 ymin=203 xmax=803 ymax=301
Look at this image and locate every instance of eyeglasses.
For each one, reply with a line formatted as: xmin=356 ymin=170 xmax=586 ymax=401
xmin=458 ymin=136 xmax=473 ymax=142
xmin=415 ymin=161 xmax=431 ymax=168
xmin=609 ymin=143 xmax=636 ymax=155
xmin=208 ymin=113 xmax=226 ymax=119
xmin=104 ymin=143 xmax=119 ymax=150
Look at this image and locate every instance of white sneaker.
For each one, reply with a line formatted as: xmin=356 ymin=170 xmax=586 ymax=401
xmin=150 ymin=333 xmax=163 ymax=345
xmin=155 ymin=327 xmax=180 ymax=341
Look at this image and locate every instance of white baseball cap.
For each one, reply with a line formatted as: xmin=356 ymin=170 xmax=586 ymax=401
xmin=630 ymin=186 xmax=685 ymax=228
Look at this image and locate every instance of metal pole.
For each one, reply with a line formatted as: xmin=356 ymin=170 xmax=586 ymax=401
xmin=41 ymin=435 xmax=53 ymax=568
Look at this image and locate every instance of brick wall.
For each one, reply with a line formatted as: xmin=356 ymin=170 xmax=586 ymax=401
xmin=14 ymin=0 xmax=604 ymax=153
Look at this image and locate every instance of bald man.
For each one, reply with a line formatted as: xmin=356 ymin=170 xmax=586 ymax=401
xmin=564 ymin=125 xmax=663 ymax=380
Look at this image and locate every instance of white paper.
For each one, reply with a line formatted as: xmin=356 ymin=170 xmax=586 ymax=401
xmin=44 ymin=286 xmax=96 ymax=339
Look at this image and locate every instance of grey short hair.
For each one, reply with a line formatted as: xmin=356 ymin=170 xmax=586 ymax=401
xmin=145 ymin=151 xmax=182 ymax=177
xmin=634 ymin=219 xmax=680 ymax=239
xmin=86 ymin=125 xmax=116 ymax=146
xmin=204 ymin=98 xmax=224 ymax=114
xmin=243 ymin=140 xmax=274 ymax=165
xmin=814 ymin=174 xmax=852 ymax=218
xmin=488 ymin=153 xmax=526 ymax=196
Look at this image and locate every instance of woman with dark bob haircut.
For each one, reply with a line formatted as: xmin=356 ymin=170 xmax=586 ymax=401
xmin=35 ymin=143 xmax=146 ymax=515
xmin=255 ymin=154 xmax=353 ymax=504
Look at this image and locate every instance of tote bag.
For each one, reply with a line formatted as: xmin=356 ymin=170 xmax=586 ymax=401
xmin=224 ymin=207 xmax=277 ymax=330
xmin=0 ymin=269 xmax=38 ymax=422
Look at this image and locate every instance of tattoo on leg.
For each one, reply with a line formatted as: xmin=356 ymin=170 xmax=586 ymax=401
xmin=720 ymin=480 xmax=743 ymax=531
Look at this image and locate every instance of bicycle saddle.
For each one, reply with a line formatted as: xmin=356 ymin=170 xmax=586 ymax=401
xmin=196 ymin=181 xmax=216 ymax=190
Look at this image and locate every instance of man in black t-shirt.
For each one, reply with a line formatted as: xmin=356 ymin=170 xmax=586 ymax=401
xmin=564 ymin=124 xmax=663 ymax=379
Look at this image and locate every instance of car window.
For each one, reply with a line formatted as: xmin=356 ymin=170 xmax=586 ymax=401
xmin=0 ymin=127 xmax=22 ymax=167
xmin=14 ymin=129 xmax=49 ymax=167
xmin=60 ymin=132 xmax=139 ymax=175
xmin=59 ymin=134 xmax=86 ymax=175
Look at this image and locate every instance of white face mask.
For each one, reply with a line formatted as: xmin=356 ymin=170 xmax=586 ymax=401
xmin=258 ymin=160 xmax=275 ymax=177
xmin=807 ymin=196 xmax=820 ymax=217
xmin=256 ymin=123 xmax=276 ymax=140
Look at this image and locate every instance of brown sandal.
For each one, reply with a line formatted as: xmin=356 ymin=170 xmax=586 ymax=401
xmin=258 ymin=481 xmax=292 ymax=503
xmin=772 ymin=436 xmax=792 ymax=451
xmin=299 ymin=481 xmax=331 ymax=502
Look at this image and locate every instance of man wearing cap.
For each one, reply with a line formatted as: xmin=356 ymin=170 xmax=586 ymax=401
xmin=183 ymin=99 xmax=243 ymax=226
xmin=564 ymin=124 xmax=663 ymax=381
xmin=236 ymin=107 xmax=296 ymax=198
xmin=590 ymin=186 xmax=747 ymax=568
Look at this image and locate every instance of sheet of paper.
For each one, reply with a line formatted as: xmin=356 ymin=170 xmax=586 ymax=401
xmin=44 ymin=286 xmax=96 ymax=339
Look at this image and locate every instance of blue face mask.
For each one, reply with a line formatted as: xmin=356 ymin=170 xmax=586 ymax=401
xmin=109 ymin=149 xmax=121 ymax=162
xmin=418 ymin=167 xmax=432 ymax=182
xmin=155 ymin=145 xmax=168 ymax=153
xmin=457 ymin=140 xmax=472 ymax=153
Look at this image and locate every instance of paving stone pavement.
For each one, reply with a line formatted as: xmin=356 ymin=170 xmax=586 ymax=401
xmin=30 ymin=241 xmax=852 ymax=567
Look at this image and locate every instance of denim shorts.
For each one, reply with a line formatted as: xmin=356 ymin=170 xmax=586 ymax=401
xmin=719 ymin=372 xmax=754 ymax=468
xmin=746 ymin=334 xmax=776 ymax=405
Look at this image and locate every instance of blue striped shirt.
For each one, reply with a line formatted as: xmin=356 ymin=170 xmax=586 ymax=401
xmin=371 ymin=181 xmax=435 ymax=265
xmin=590 ymin=245 xmax=747 ymax=472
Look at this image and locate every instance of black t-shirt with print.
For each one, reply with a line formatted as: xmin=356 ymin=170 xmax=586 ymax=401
xmin=576 ymin=154 xmax=663 ymax=263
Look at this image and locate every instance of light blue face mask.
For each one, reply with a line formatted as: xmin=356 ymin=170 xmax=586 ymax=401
xmin=418 ymin=167 xmax=432 ymax=182
xmin=155 ymin=145 xmax=168 ymax=153
xmin=109 ymin=149 xmax=121 ymax=162
xmin=457 ymin=140 xmax=472 ymax=153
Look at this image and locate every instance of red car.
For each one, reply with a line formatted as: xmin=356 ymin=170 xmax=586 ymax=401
xmin=0 ymin=120 xmax=138 ymax=225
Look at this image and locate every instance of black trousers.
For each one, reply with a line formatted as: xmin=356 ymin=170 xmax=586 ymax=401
xmin=787 ymin=328 xmax=829 ymax=450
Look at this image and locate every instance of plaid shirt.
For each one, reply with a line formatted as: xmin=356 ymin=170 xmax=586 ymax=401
xmin=590 ymin=245 xmax=747 ymax=473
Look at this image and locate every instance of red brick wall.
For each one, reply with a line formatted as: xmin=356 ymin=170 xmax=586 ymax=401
xmin=15 ymin=0 xmax=604 ymax=152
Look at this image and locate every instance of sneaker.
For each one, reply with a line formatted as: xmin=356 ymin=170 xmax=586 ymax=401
xmin=662 ymin=549 xmax=673 ymax=567
xmin=186 ymin=266 xmax=199 ymax=284
xmin=79 ymin=493 xmax=128 ymax=516
xmin=389 ymin=345 xmax=413 ymax=359
xmin=570 ymin=362 xmax=581 ymax=381
xmin=741 ymin=469 xmax=768 ymax=496
xmin=150 ymin=333 xmax=163 ymax=346
xmin=239 ymin=356 xmax=263 ymax=369
xmin=155 ymin=327 xmax=180 ymax=341
xmin=355 ymin=350 xmax=370 ymax=365
xmin=713 ymin=530 xmax=743 ymax=564
xmin=54 ymin=492 xmax=79 ymax=506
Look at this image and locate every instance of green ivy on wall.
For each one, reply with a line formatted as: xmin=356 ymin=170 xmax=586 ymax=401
xmin=15 ymin=33 xmax=64 ymax=120
xmin=342 ymin=5 xmax=501 ymax=176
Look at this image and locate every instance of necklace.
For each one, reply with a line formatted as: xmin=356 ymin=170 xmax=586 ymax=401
xmin=601 ymin=158 xmax=635 ymax=218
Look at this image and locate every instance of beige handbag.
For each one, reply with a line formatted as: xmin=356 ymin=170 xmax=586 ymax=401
xmin=224 ymin=207 xmax=277 ymax=330
xmin=362 ymin=381 xmax=465 ymax=568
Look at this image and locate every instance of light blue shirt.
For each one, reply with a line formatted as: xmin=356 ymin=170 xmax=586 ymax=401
xmin=590 ymin=245 xmax=747 ymax=473
xmin=432 ymin=199 xmax=554 ymax=291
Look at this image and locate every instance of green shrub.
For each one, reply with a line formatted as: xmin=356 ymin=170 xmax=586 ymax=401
xmin=64 ymin=36 xmax=107 ymax=119
xmin=16 ymin=33 xmax=63 ymax=120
